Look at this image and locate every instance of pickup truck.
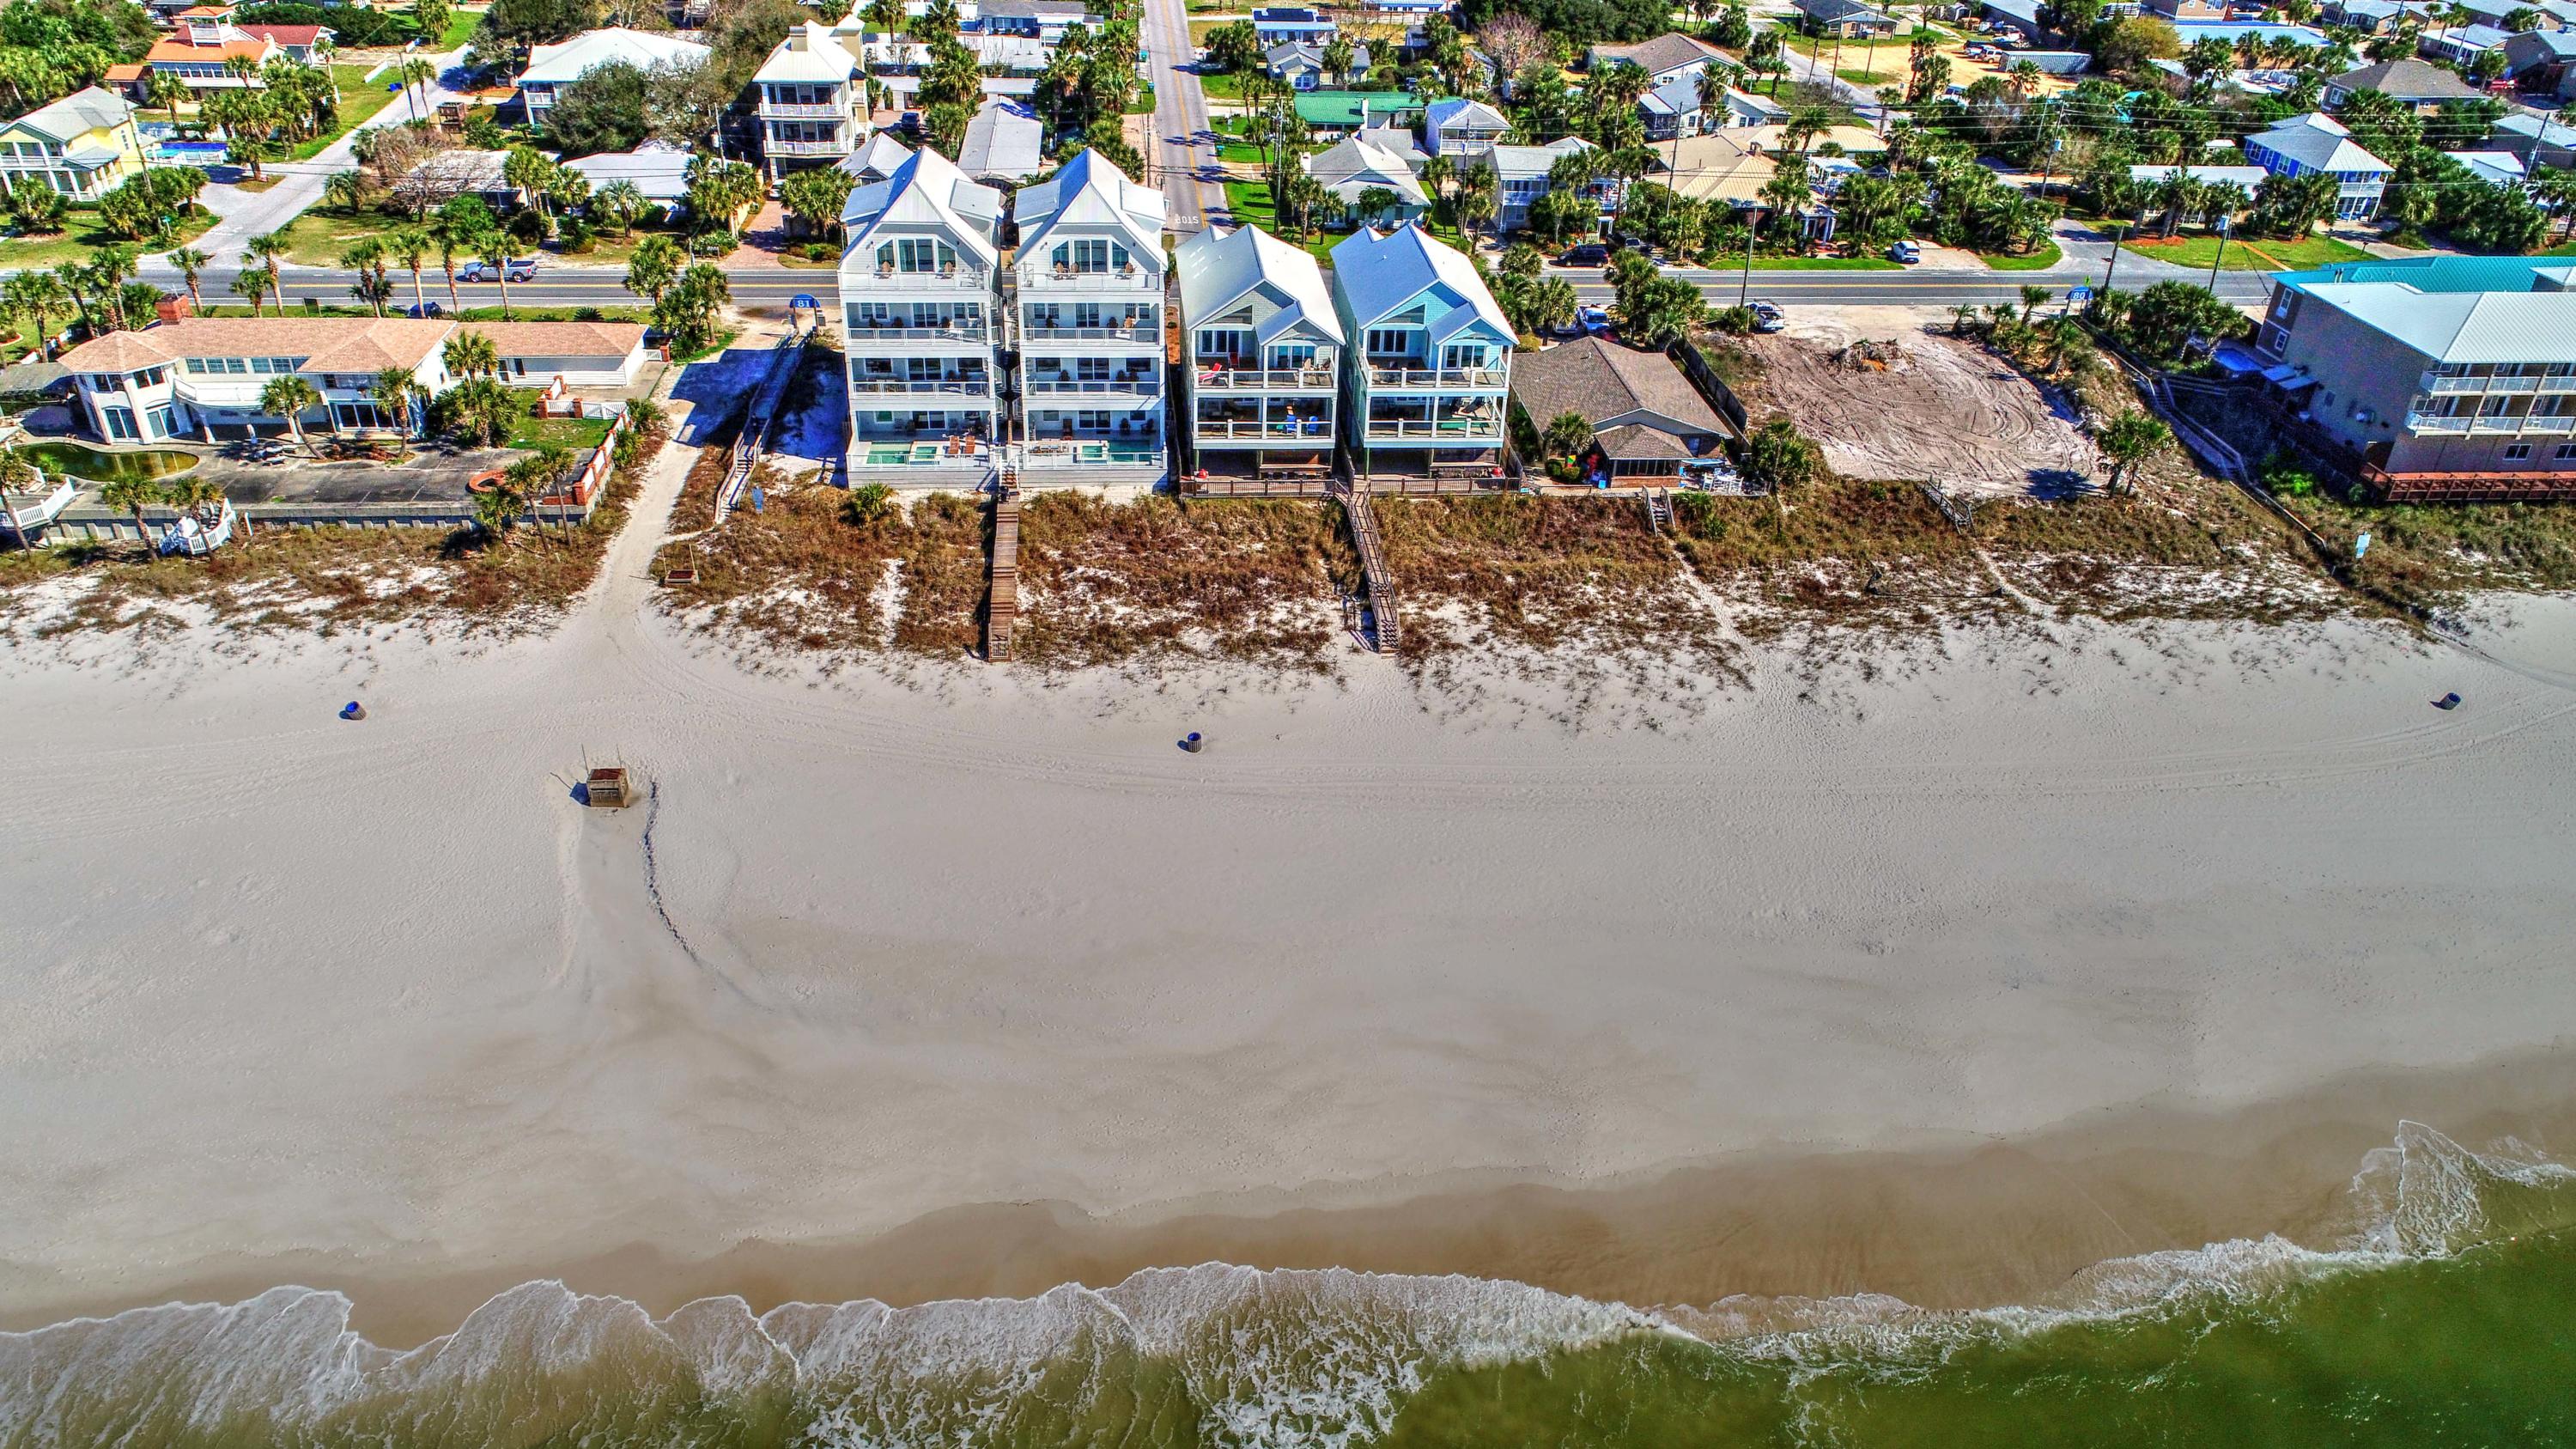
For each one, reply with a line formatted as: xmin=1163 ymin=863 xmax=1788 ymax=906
xmin=458 ymin=258 xmax=538 ymax=283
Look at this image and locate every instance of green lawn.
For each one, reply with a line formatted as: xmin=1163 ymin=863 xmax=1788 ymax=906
xmin=439 ymin=10 xmax=479 ymax=46
xmin=2121 ymin=231 xmax=2368 ymax=271
xmin=1980 ymin=240 xmax=2063 ymax=271
xmin=454 ymin=305 xmax=648 ymax=322
xmin=1199 ymin=69 xmax=1243 ymax=99
xmin=290 ymin=65 xmax=412 ymax=161
xmin=1748 ymin=254 xmax=1905 ymax=271
xmin=1217 ymin=140 xmax=1263 ymax=164
xmin=1128 ymin=81 xmax=1155 ymax=114
xmin=268 ymin=207 xmax=410 ymax=267
xmin=2537 ymin=237 xmax=2576 ymax=256
xmin=507 ymin=401 xmax=615 ymax=454
xmin=0 ymin=205 xmax=215 ymax=270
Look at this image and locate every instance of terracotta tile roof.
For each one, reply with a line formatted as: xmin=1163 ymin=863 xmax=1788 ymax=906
xmin=462 ymin=321 xmax=648 ymax=358
xmin=58 ymin=318 xmax=454 ymax=374
xmin=145 ymin=35 xmax=275 ymax=63
xmin=105 ymin=63 xmax=146 ymax=82
xmin=239 ymin=23 xmax=325 ymax=45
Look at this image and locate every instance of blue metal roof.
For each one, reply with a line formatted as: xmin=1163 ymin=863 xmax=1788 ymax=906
xmin=2270 ymin=255 xmax=2576 ymax=297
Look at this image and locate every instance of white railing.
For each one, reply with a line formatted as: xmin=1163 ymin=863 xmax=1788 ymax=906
xmin=766 ymin=137 xmax=852 ymax=155
xmin=1025 ymin=267 xmax=1156 ymax=290
xmin=1364 ymin=365 xmax=1508 ymax=389
xmin=1194 ymin=420 xmax=1334 ymax=438
xmin=1364 ymin=418 xmax=1503 ymax=440
xmin=1024 ymin=376 xmax=1162 ymax=395
xmin=2406 ymin=411 xmax=2469 ymax=435
xmin=1022 ymin=441 xmax=1166 ymax=466
xmin=849 ymin=265 xmax=989 ymax=292
xmin=1023 ymin=323 xmax=1158 ymax=343
xmin=2418 ymin=373 xmax=2567 ymax=396
xmin=844 ymin=324 xmax=988 ymax=343
xmin=849 ymin=377 xmax=993 ymax=396
xmin=760 ymin=100 xmax=848 ymax=119
xmin=1194 ymin=367 xmax=1336 ymax=391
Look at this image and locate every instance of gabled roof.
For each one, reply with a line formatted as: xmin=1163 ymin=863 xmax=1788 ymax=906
xmin=2498 ymin=112 xmax=2576 ymax=145
xmin=1510 ymin=338 xmax=1726 ymax=451
xmin=58 ymin=318 xmax=453 ymax=374
xmin=1354 ymin=120 xmax=1425 ymax=166
xmin=2249 ymin=112 xmax=2391 ymax=173
xmin=1479 ymin=135 xmax=1593 ymax=182
xmin=1640 ymin=67 xmax=1727 ymax=118
xmin=981 ymin=0 xmax=1092 ymax=16
xmin=469 ymin=321 xmax=649 ymax=359
xmin=840 ymin=143 xmax=1001 ymax=265
xmin=2444 ymin=149 xmax=2526 ymax=186
xmin=1016 ymin=147 xmax=1166 ymax=258
xmin=2442 ymin=22 xmax=2509 ymax=48
xmin=564 ymin=146 xmax=692 ymax=201
xmin=8 ymin=87 xmax=134 ymax=142
xmin=2504 ymin=29 xmax=2576 ymax=59
xmin=522 ymin=27 xmax=709 ymax=85
xmin=756 ymin=21 xmax=859 ymax=84
xmin=1586 ymin=33 xmax=1724 ymax=77
xmin=1328 ymin=222 xmax=1513 ymax=341
xmin=957 ymin=99 xmax=1045 ymax=180
xmin=1175 ymin=223 xmax=1343 ymax=343
xmin=2296 ymin=282 xmax=2576 ymax=364
xmin=1795 ymin=0 xmax=1893 ymax=21
xmin=1423 ymin=96 xmax=1509 ymax=131
xmin=837 ymin=130 xmax=914 ymax=180
xmin=237 ymin=22 xmax=325 ymax=45
xmin=1303 ymin=136 xmax=1428 ymax=204
xmin=2327 ymin=57 xmax=2483 ymax=99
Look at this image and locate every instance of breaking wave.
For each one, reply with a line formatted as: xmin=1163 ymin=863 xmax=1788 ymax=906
xmin=5 ymin=1123 xmax=2572 ymax=1449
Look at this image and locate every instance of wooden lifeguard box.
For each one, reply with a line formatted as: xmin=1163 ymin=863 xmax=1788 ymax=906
xmin=585 ymin=766 xmax=635 ymax=809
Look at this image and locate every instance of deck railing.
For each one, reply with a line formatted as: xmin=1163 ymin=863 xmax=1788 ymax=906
xmin=1194 ymin=367 xmax=1337 ymax=391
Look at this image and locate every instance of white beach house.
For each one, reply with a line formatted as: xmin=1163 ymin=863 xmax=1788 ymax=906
xmin=519 ymin=28 xmax=710 ymax=125
xmin=1329 ymin=222 xmax=1515 ymax=480
xmin=1176 ymin=223 xmax=1344 ymax=484
xmin=756 ymin=21 xmax=866 ymax=180
xmin=836 ymin=142 xmax=1005 ymax=484
xmin=1011 ymin=149 xmax=1169 ymax=484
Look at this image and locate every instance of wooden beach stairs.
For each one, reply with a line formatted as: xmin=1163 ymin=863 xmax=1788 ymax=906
xmin=986 ymin=469 xmax=1020 ymax=662
xmin=1338 ymin=483 xmax=1401 ymax=658
xmin=1643 ymin=488 xmax=1674 ymax=533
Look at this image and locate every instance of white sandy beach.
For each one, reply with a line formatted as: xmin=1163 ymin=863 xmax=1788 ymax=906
xmin=5 ymin=453 xmax=2576 ymax=1339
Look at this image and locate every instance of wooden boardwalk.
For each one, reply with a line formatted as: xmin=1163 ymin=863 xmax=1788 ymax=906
xmin=1339 ymin=483 xmax=1400 ymax=657
xmin=986 ymin=478 xmax=1020 ymax=662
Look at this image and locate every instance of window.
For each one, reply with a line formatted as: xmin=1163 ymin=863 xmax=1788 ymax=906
xmin=2555 ymin=444 xmax=2575 ymax=460
xmin=1442 ymin=344 xmax=1485 ymax=371
xmin=185 ymin=358 xmax=209 ymax=374
xmin=1269 ymin=344 xmax=1315 ymax=369
xmin=1076 ymin=356 xmax=1111 ymax=381
xmin=102 ymin=405 xmax=137 ymax=440
xmin=2503 ymin=443 xmax=2532 ymax=460
xmin=144 ymin=405 xmax=177 ymax=438
xmin=1197 ymin=328 xmax=1249 ymax=361
xmin=1366 ymin=328 xmax=1413 ymax=356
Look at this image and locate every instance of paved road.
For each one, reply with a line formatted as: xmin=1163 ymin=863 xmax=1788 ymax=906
xmin=1139 ymin=0 xmax=1224 ymax=231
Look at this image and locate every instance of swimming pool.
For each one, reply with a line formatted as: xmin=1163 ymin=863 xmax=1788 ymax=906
xmin=11 ymin=442 xmax=200 ymax=484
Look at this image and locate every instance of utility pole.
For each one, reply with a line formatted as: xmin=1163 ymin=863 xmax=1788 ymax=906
xmin=2207 ymin=214 xmax=2230 ymax=290
xmin=1739 ymin=209 xmax=1754 ymax=307
xmin=2100 ymin=221 xmax=2123 ymax=296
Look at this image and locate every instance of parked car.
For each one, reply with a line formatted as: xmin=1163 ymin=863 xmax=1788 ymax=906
xmin=1558 ymin=242 xmax=1610 ymax=267
xmin=458 ymin=259 xmax=538 ymax=283
xmin=1887 ymin=240 xmax=1920 ymax=264
xmin=405 ymin=301 xmax=445 ymax=318
xmin=1748 ymin=299 xmax=1786 ymax=333
xmin=1575 ymin=304 xmax=1610 ymax=336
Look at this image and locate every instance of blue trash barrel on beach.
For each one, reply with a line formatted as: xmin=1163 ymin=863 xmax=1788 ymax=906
xmin=1181 ymin=732 xmax=1204 ymax=753
xmin=339 ymin=701 xmax=366 ymax=721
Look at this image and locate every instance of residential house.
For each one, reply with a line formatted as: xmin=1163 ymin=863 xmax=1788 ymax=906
xmin=0 ymin=87 xmax=148 ymax=202
xmin=2142 ymin=0 xmax=2227 ymax=21
xmin=1422 ymin=95 xmax=1510 ymax=157
xmin=1585 ymin=33 xmax=1728 ymax=89
xmin=2502 ymin=31 xmax=2576 ymax=99
xmin=1508 ymin=337 xmax=1730 ymax=484
xmin=2255 ymin=255 xmax=2576 ymax=497
xmin=124 ymin=9 xmax=292 ymax=95
xmin=1352 ymin=119 xmax=1428 ymax=171
xmin=2421 ymin=22 xmax=2511 ymax=67
xmin=1303 ymin=134 xmax=1429 ymax=224
xmin=2494 ymin=111 xmax=2576 ymax=169
xmin=1329 ymin=222 xmax=1516 ymax=478
xmin=2450 ymin=0 xmax=2565 ymax=26
xmin=1978 ymin=0 xmax=2050 ymax=44
xmin=836 ymin=142 xmax=1006 ymax=483
xmin=2128 ymin=162 xmax=2270 ymax=221
xmin=1473 ymin=136 xmax=1604 ymax=231
xmin=1012 ymin=149 xmax=1167 ymax=482
xmin=979 ymin=0 xmax=1097 ymax=40
xmin=56 ymin=317 xmax=645 ymax=444
xmin=1639 ymin=68 xmax=1766 ymax=141
xmin=1359 ymin=0 xmax=1450 ymax=15
xmin=1251 ymin=6 xmax=1336 ymax=44
xmin=1294 ymin=90 xmax=1424 ymax=135
xmin=2323 ymin=57 xmax=2488 ymax=107
xmin=838 ymin=129 xmax=915 ymax=182
xmin=398 ymin=149 xmax=527 ymax=212
xmin=1176 ymin=222 xmax=1344 ymax=479
xmin=2016 ymin=50 xmax=2094 ymax=74
xmin=875 ymin=73 xmax=1038 ymax=114
xmin=1795 ymin=0 xmax=1899 ymax=38
xmin=2319 ymin=0 xmax=2432 ymax=34
xmin=2243 ymin=113 xmax=2393 ymax=218
xmin=2444 ymin=149 xmax=2529 ymax=186
xmin=957 ymin=98 xmax=1045 ymax=183
xmin=521 ymin=28 xmax=709 ymax=125
xmin=755 ymin=21 xmax=864 ymax=179
xmin=564 ymin=143 xmax=691 ymax=214
xmin=1267 ymin=40 xmax=1370 ymax=88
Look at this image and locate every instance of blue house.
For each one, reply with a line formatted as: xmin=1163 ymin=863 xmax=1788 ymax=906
xmin=1327 ymin=222 xmax=1517 ymax=479
xmin=1251 ymin=7 xmax=1336 ymax=44
xmin=2242 ymin=112 xmax=2395 ymax=220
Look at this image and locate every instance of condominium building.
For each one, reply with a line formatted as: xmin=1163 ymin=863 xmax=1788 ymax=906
xmin=1176 ymin=222 xmax=1344 ymax=482
xmin=836 ymin=141 xmax=1005 ymax=484
xmin=1327 ymin=222 xmax=1514 ymax=479
xmin=2256 ymin=256 xmax=2576 ymax=500
xmin=1010 ymin=149 xmax=1168 ymax=484
xmin=756 ymin=21 xmax=866 ymax=179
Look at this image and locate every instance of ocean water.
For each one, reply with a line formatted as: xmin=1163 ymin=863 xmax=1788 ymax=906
xmin=7 ymin=1123 xmax=2575 ymax=1449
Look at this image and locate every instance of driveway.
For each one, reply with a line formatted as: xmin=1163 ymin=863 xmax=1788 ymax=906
xmin=197 ymin=441 xmax=522 ymax=507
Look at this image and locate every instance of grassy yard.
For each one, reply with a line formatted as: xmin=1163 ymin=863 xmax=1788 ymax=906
xmin=0 ymin=206 xmax=216 ymax=270
xmin=1749 ymin=254 xmax=1904 ymax=271
xmin=1980 ymin=240 xmax=2063 ymax=271
xmin=267 ymin=207 xmax=410 ymax=266
xmin=438 ymin=9 xmax=479 ymax=46
xmin=2121 ymin=231 xmax=2368 ymax=271
xmin=1198 ymin=68 xmax=1243 ymax=98
xmin=290 ymin=65 xmax=412 ymax=161
xmin=507 ymin=397 xmax=616 ymax=454
xmin=1217 ymin=140 xmax=1263 ymax=164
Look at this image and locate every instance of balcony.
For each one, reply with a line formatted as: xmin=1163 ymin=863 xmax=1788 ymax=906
xmin=1363 ymin=365 xmax=1508 ymax=390
xmin=1364 ymin=417 xmax=1504 ymax=441
xmin=1024 ymin=265 xmax=1157 ymax=291
xmin=849 ymin=376 xmax=994 ymax=398
xmin=1022 ymin=322 xmax=1158 ymax=344
xmin=766 ymin=137 xmax=851 ymax=156
xmin=846 ymin=264 xmax=991 ymax=293
xmin=1194 ymin=419 xmax=1335 ymax=440
xmin=2417 ymin=371 xmax=2567 ymax=397
xmin=759 ymin=100 xmax=848 ymax=119
xmin=844 ymin=322 xmax=988 ymax=344
xmin=1024 ymin=374 xmax=1163 ymax=397
xmin=1194 ymin=366 xmax=1336 ymax=392
xmin=2405 ymin=409 xmax=2576 ymax=437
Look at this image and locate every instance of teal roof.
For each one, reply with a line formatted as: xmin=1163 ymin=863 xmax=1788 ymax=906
xmin=1293 ymin=90 xmax=1422 ymax=127
xmin=2271 ymin=254 xmax=2576 ymax=297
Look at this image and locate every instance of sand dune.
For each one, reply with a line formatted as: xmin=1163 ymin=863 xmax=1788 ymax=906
xmin=4 ymin=447 xmax=2576 ymax=1344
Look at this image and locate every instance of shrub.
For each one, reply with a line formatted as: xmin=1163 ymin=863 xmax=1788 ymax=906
xmin=802 ymin=240 xmax=836 ymax=260
xmin=2259 ymin=454 xmax=2318 ymax=497
xmin=556 ymin=216 xmax=595 ymax=253
xmin=508 ymin=208 xmax=553 ymax=243
xmin=1710 ymin=306 xmax=1756 ymax=336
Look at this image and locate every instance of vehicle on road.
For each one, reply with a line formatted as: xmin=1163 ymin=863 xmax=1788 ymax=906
xmin=1557 ymin=242 xmax=1609 ymax=267
xmin=458 ymin=259 xmax=538 ymax=283
xmin=1748 ymin=300 xmax=1786 ymax=333
xmin=1887 ymin=240 xmax=1920 ymax=264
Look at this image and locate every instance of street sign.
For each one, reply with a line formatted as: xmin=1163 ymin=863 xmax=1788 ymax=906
xmin=2067 ymin=285 xmax=2093 ymax=303
xmin=791 ymin=293 xmax=817 ymax=310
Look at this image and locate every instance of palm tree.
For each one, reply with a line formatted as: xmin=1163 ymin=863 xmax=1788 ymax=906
xmin=423 ymin=210 xmax=473 ymax=312
xmin=400 ymin=57 xmax=437 ymax=120
xmin=166 ymin=247 xmax=211 ymax=311
xmin=2096 ymin=411 xmax=2172 ymax=496
xmin=477 ymin=229 xmax=515 ymax=319
xmin=163 ymin=473 xmax=228 ymax=552
xmin=228 ymin=268 xmax=269 ymax=316
xmin=1421 ymin=153 xmax=1454 ymax=204
xmin=1951 ymin=301 xmax=1981 ymax=336
xmin=371 ymin=367 xmax=422 ymax=438
xmin=242 ymin=232 xmax=289 ymax=314
xmin=1540 ymin=410 xmax=1592 ymax=467
xmin=448 ymin=376 xmax=518 ymax=447
xmin=473 ymin=472 xmax=526 ymax=542
xmin=258 ymin=374 xmax=325 ymax=456
xmin=592 ymin=180 xmax=647 ymax=237
xmin=387 ymin=227 xmax=431 ymax=314
xmin=2019 ymin=283 xmax=2050 ymax=324
xmin=97 ymin=476 xmax=163 ymax=551
xmin=341 ymin=240 xmax=391 ymax=316
xmin=3 ymin=271 xmax=69 ymax=358
xmin=505 ymin=446 xmax=571 ymax=543
xmin=502 ymin=148 xmax=556 ymax=217
xmin=442 ymin=329 xmax=497 ymax=380
xmin=323 ymin=170 xmax=368 ymax=216
xmin=625 ymin=234 xmax=680 ymax=307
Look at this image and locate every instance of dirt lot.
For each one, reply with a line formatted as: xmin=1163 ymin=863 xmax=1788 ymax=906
xmin=1742 ymin=308 xmax=2101 ymax=497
